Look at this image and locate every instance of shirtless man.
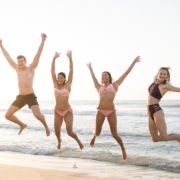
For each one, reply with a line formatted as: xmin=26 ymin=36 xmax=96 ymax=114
xmin=0 ymin=33 xmax=50 ymax=136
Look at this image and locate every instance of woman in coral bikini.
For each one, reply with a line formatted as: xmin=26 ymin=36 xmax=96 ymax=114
xmin=51 ymin=51 xmax=84 ymax=149
xmin=87 ymin=56 xmax=141 ymax=160
xmin=148 ymin=67 xmax=180 ymax=142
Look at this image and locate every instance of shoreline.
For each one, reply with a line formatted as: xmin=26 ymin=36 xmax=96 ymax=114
xmin=0 ymin=151 xmax=180 ymax=180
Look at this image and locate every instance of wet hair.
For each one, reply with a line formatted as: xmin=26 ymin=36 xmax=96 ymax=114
xmin=101 ymin=71 xmax=113 ymax=84
xmin=154 ymin=67 xmax=171 ymax=84
xmin=57 ymin=72 xmax=66 ymax=85
xmin=17 ymin=55 xmax=26 ymax=62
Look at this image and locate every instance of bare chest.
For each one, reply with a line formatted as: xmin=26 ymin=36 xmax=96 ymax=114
xmin=17 ymin=69 xmax=34 ymax=80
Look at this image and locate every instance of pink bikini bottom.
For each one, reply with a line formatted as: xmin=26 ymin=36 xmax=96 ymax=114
xmin=97 ymin=109 xmax=116 ymax=117
xmin=54 ymin=108 xmax=72 ymax=117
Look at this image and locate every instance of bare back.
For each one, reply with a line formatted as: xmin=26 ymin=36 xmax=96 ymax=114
xmin=16 ymin=66 xmax=34 ymax=95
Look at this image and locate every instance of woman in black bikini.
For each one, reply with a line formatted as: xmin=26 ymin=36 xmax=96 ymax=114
xmin=147 ymin=67 xmax=180 ymax=142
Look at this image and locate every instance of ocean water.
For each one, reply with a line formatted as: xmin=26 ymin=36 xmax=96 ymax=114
xmin=0 ymin=100 xmax=180 ymax=173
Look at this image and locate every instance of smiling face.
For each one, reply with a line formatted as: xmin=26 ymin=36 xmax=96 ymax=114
xmin=156 ymin=68 xmax=170 ymax=83
xmin=57 ymin=72 xmax=66 ymax=86
xmin=101 ymin=71 xmax=112 ymax=84
xmin=17 ymin=57 xmax=27 ymax=69
xmin=57 ymin=74 xmax=66 ymax=85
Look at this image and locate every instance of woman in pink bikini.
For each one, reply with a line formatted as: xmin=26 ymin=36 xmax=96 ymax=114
xmin=87 ymin=56 xmax=141 ymax=160
xmin=51 ymin=51 xmax=84 ymax=149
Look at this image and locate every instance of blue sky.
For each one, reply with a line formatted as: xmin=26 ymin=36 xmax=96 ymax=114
xmin=0 ymin=0 xmax=180 ymax=100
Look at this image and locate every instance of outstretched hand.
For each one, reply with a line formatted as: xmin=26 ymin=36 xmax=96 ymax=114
xmin=54 ymin=52 xmax=61 ymax=59
xmin=134 ymin=56 xmax=141 ymax=63
xmin=41 ymin=33 xmax=47 ymax=41
xmin=66 ymin=50 xmax=72 ymax=59
xmin=86 ymin=62 xmax=92 ymax=68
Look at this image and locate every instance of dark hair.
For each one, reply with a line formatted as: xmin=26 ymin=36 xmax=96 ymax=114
xmin=154 ymin=67 xmax=171 ymax=84
xmin=58 ymin=72 xmax=66 ymax=85
xmin=17 ymin=55 xmax=26 ymax=62
xmin=101 ymin=71 xmax=113 ymax=84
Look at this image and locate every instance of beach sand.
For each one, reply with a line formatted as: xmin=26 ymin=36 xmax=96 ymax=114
xmin=0 ymin=151 xmax=180 ymax=180
xmin=0 ymin=151 xmax=120 ymax=180
xmin=0 ymin=164 xmax=118 ymax=180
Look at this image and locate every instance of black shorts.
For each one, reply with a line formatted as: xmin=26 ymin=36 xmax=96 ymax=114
xmin=12 ymin=93 xmax=39 ymax=109
xmin=147 ymin=104 xmax=163 ymax=121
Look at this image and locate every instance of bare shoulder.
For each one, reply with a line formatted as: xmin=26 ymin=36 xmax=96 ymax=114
xmin=64 ymin=83 xmax=71 ymax=91
xmin=27 ymin=62 xmax=36 ymax=70
xmin=160 ymin=83 xmax=172 ymax=92
xmin=112 ymin=82 xmax=118 ymax=92
xmin=163 ymin=83 xmax=171 ymax=89
xmin=26 ymin=64 xmax=35 ymax=72
xmin=17 ymin=67 xmax=35 ymax=77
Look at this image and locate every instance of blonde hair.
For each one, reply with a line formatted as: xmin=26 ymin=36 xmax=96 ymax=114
xmin=154 ymin=67 xmax=171 ymax=84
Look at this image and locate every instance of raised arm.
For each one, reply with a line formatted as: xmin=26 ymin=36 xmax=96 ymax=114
xmin=29 ymin=33 xmax=47 ymax=70
xmin=87 ymin=62 xmax=101 ymax=91
xmin=165 ymin=84 xmax=180 ymax=93
xmin=66 ymin=50 xmax=73 ymax=85
xmin=113 ymin=56 xmax=141 ymax=87
xmin=0 ymin=39 xmax=17 ymax=69
xmin=51 ymin=52 xmax=60 ymax=85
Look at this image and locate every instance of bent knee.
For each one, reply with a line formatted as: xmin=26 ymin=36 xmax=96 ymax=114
xmin=161 ymin=136 xmax=168 ymax=141
xmin=67 ymin=131 xmax=74 ymax=137
xmin=55 ymin=131 xmax=60 ymax=136
xmin=93 ymin=132 xmax=100 ymax=137
xmin=5 ymin=113 xmax=12 ymax=120
xmin=34 ymin=114 xmax=43 ymax=120
xmin=111 ymin=133 xmax=119 ymax=138
xmin=96 ymin=132 xmax=101 ymax=136
xmin=151 ymin=137 xmax=159 ymax=142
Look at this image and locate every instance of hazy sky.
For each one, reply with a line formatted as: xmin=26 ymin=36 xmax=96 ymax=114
xmin=0 ymin=0 xmax=180 ymax=101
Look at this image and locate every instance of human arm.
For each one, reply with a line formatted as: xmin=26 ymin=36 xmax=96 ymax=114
xmin=86 ymin=62 xmax=101 ymax=91
xmin=29 ymin=33 xmax=47 ymax=70
xmin=66 ymin=50 xmax=73 ymax=85
xmin=51 ymin=52 xmax=60 ymax=85
xmin=164 ymin=84 xmax=180 ymax=92
xmin=113 ymin=56 xmax=141 ymax=87
xmin=0 ymin=39 xmax=17 ymax=69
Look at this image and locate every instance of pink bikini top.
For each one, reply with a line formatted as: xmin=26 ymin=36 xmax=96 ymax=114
xmin=99 ymin=84 xmax=116 ymax=94
xmin=54 ymin=88 xmax=70 ymax=97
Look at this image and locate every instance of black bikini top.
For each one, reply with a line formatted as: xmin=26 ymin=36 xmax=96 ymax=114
xmin=148 ymin=82 xmax=162 ymax=100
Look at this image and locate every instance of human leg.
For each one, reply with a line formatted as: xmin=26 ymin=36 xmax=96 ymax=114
xmin=54 ymin=111 xmax=63 ymax=149
xmin=154 ymin=111 xmax=180 ymax=142
xmin=31 ymin=105 xmax=50 ymax=136
xmin=5 ymin=105 xmax=27 ymax=135
xmin=107 ymin=111 xmax=127 ymax=160
xmin=148 ymin=115 xmax=164 ymax=142
xmin=90 ymin=111 xmax=105 ymax=147
xmin=64 ymin=110 xmax=84 ymax=149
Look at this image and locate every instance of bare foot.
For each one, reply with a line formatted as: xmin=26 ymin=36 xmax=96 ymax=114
xmin=46 ymin=127 xmax=50 ymax=136
xmin=79 ymin=141 xmax=84 ymax=150
xmin=18 ymin=124 xmax=27 ymax=135
xmin=57 ymin=139 xmax=62 ymax=149
xmin=122 ymin=149 xmax=127 ymax=160
xmin=90 ymin=136 xmax=96 ymax=147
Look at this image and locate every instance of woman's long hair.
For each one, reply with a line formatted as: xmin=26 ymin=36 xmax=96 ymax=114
xmin=101 ymin=71 xmax=113 ymax=84
xmin=154 ymin=67 xmax=171 ymax=84
xmin=58 ymin=72 xmax=66 ymax=85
